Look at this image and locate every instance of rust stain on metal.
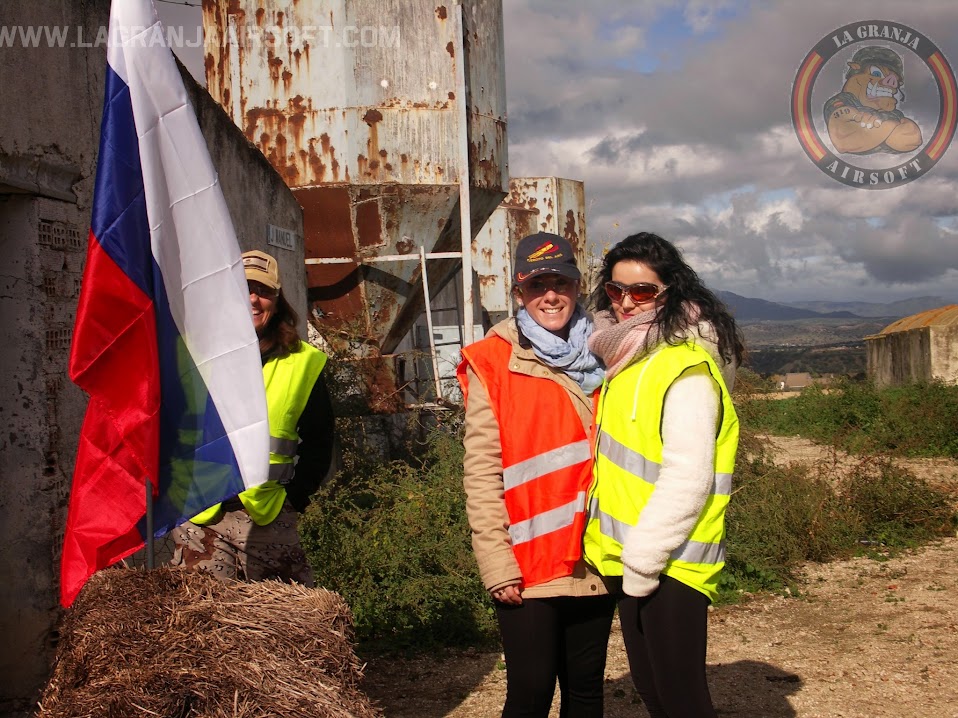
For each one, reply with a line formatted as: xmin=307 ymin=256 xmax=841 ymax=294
xmin=244 ymin=106 xmax=284 ymax=142
xmin=255 ymin=7 xmax=265 ymax=24
xmin=363 ymin=109 xmax=383 ymax=125
xmin=356 ymin=196 xmax=383 ymax=249
xmin=564 ymin=209 xmax=579 ymax=245
xmin=436 ymin=5 xmax=448 ymax=20
xmin=446 ymin=41 xmax=455 ymax=58
xmin=307 ymin=141 xmax=327 ymax=182
xmin=298 ymin=186 xmax=363 ymax=332
xmin=448 ymin=91 xmax=456 ymax=100
xmin=396 ymin=236 xmax=415 ymax=255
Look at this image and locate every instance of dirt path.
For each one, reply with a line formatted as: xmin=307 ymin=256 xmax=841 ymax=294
xmin=362 ymin=438 xmax=958 ymax=718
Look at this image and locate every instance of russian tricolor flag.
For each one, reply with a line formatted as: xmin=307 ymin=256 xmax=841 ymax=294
xmin=61 ymin=0 xmax=270 ymax=607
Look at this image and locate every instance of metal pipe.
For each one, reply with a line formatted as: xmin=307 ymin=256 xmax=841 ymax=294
xmin=419 ymin=245 xmax=444 ymax=402
xmin=454 ymin=1 xmax=475 ymax=347
xmin=145 ymin=478 xmax=154 ymax=570
xmin=305 ymin=252 xmax=464 ymax=265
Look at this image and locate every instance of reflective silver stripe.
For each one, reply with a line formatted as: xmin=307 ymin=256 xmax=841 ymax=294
xmin=268 ymin=462 xmax=294 ymax=485
xmin=597 ymin=431 xmax=659 ymax=483
xmin=670 ymin=538 xmax=725 ymax=565
xmin=599 ymin=431 xmax=733 ymax=496
xmin=590 ymin=497 xmax=724 ymax=565
xmin=502 ymin=440 xmax=591 ymax=492
xmin=509 ymin=491 xmax=587 ymax=546
xmin=270 ymin=435 xmax=299 ymax=457
xmin=590 ymin=498 xmax=631 ymax=545
xmin=714 ymin=472 xmax=733 ymax=496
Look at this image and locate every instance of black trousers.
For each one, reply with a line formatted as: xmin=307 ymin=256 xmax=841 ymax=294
xmin=496 ymin=594 xmax=616 ymax=718
xmin=618 ymin=575 xmax=717 ymax=718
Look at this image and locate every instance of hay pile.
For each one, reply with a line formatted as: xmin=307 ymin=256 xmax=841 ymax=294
xmin=37 ymin=567 xmax=382 ymax=718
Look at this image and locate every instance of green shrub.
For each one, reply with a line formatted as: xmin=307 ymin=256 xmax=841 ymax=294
xmin=720 ymin=443 xmax=857 ymax=598
xmin=843 ymin=456 xmax=957 ymax=548
xmin=300 ymin=419 xmax=498 ymax=652
xmin=719 ymin=426 xmax=957 ymax=602
xmin=744 ymin=379 xmax=958 ymax=458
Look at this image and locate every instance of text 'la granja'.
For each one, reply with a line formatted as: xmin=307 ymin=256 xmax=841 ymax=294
xmin=832 ymin=24 xmax=920 ymax=51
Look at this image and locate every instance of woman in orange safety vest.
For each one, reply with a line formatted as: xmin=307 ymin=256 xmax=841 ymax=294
xmin=458 ymin=232 xmax=615 ymax=718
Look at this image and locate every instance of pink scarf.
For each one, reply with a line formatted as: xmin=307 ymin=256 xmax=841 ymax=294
xmin=589 ymin=303 xmax=702 ymax=380
xmin=588 ymin=307 xmax=660 ymax=380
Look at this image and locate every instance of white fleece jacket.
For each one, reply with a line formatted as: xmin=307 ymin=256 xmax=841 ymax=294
xmin=619 ymin=326 xmax=732 ymax=598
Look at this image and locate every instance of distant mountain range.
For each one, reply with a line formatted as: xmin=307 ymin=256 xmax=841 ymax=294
xmin=716 ymin=292 xmax=953 ymax=321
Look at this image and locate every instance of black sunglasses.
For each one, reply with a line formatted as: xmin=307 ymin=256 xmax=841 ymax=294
xmin=604 ymin=280 xmax=668 ymax=304
xmin=248 ymin=280 xmax=279 ymax=299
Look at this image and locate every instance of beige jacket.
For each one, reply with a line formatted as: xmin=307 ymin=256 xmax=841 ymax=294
xmin=461 ymin=318 xmax=615 ymax=599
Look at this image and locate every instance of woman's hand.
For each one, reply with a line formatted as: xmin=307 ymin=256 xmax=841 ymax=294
xmin=491 ymin=584 xmax=523 ymax=605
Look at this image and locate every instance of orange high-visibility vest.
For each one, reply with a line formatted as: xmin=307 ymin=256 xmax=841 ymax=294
xmin=458 ymin=335 xmax=594 ymax=588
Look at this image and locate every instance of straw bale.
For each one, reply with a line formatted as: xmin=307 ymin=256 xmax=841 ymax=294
xmin=37 ymin=567 xmax=382 ymax=718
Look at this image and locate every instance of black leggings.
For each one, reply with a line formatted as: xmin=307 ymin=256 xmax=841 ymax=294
xmin=618 ymin=575 xmax=716 ymax=718
xmin=496 ymin=594 xmax=616 ymax=718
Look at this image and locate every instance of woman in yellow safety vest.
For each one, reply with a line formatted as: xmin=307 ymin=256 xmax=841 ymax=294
xmin=458 ymin=233 xmax=615 ymax=718
xmin=584 ymin=232 xmax=744 ymax=718
xmin=170 ymin=250 xmax=334 ymax=586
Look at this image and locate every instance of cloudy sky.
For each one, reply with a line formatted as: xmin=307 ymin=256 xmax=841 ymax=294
xmin=158 ymin=0 xmax=958 ymax=305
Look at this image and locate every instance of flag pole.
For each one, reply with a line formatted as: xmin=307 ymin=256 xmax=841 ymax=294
xmin=145 ymin=478 xmax=155 ymax=570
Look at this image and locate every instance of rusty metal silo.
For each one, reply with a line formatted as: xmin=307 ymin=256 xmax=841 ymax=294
xmin=202 ymin=0 xmax=507 ymax=353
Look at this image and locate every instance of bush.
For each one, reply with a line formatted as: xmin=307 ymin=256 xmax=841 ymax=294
xmin=744 ymin=379 xmax=958 ymax=458
xmin=719 ymin=427 xmax=957 ymax=601
xmin=844 ymin=456 xmax=957 ymax=548
xmin=299 ymin=416 xmax=498 ymax=653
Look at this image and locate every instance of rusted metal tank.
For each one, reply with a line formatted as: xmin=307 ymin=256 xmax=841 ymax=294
xmin=472 ymin=177 xmax=589 ymax=325
xmin=202 ymin=0 xmax=507 ymax=353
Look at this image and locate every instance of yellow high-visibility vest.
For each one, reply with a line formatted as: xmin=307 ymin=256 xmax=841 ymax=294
xmin=582 ymin=341 xmax=738 ymax=601
xmin=192 ymin=341 xmax=327 ymax=526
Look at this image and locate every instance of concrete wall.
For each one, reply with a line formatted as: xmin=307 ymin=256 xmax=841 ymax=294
xmin=0 ymin=2 xmax=110 ymax=714
xmin=0 ymin=3 xmax=304 ymax=713
xmin=866 ymin=329 xmax=933 ymax=386
xmin=930 ymin=326 xmax=958 ymax=385
xmin=0 ymin=196 xmax=90 ymax=717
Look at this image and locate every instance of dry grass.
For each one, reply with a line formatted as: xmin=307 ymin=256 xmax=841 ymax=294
xmin=37 ymin=567 xmax=381 ymax=718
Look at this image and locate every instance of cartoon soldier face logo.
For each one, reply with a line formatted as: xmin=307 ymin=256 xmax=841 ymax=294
xmin=792 ymin=21 xmax=957 ymax=189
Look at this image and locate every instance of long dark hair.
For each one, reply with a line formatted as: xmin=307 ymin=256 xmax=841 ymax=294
xmin=590 ymin=232 xmax=745 ymax=366
xmin=259 ymin=290 xmax=302 ymax=358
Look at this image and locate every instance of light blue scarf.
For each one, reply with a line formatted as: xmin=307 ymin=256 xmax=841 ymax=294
xmin=516 ymin=306 xmax=606 ymax=394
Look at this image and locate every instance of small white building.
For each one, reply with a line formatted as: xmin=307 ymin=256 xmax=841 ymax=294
xmin=865 ymin=305 xmax=958 ymax=386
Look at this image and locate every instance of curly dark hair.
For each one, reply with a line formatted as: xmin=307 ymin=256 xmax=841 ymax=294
xmin=589 ymin=232 xmax=745 ymax=366
xmin=258 ymin=290 xmax=302 ymax=358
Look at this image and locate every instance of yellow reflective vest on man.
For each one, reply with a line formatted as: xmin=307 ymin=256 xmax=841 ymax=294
xmin=583 ymin=341 xmax=739 ymax=601
xmin=193 ymin=341 xmax=327 ymax=526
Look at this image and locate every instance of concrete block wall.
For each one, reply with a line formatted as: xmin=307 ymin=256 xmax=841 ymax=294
xmin=0 ymin=196 xmax=89 ymax=716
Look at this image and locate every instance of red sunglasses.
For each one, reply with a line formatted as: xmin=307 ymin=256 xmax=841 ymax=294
xmin=604 ymin=280 xmax=668 ymax=304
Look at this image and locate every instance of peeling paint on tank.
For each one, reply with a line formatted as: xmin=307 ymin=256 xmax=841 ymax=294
xmin=204 ymin=0 xmax=508 ymax=352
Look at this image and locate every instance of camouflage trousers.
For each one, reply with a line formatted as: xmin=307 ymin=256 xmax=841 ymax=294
xmin=170 ymin=500 xmax=315 ymax=587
